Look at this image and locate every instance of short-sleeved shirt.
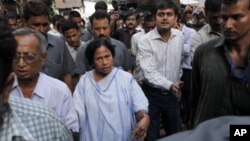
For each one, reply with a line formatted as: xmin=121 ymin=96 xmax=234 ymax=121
xmin=10 ymin=72 xmax=79 ymax=132
xmin=75 ymin=37 xmax=132 ymax=75
xmin=42 ymin=34 xmax=76 ymax=80
xmin=0 ymin=96 xmax=73 ymax=141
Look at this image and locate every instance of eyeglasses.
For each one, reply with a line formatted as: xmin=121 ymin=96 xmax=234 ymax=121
xmin=13 ymin=53 xmax=40 ymax=64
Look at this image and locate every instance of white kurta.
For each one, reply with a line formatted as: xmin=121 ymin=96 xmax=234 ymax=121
xmin=73 ymin=68 xmax=148 ymax=141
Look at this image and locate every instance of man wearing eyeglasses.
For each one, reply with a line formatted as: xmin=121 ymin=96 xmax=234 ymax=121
xmin=10 ymin=27 xmax=79 ymax=140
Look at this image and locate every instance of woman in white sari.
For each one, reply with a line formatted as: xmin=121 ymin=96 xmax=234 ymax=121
xmin=73 ymin=38 xmax=149 ymax=141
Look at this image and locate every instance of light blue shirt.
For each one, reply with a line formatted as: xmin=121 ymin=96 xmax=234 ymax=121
xmin=10 ymin=72 xmax=79 ymax=132
xmin=73 ymin=68 xmax=148 ymax=141
xmin=181 ymin=25 xmax=196 ymax=69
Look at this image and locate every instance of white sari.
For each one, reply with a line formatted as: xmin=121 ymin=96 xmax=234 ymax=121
xmin=73 ymin=67 xmax=148 ymax=141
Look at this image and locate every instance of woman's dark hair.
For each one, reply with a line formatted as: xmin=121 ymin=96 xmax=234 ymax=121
xmin=85 ymin=38 xmax=115 ymax=66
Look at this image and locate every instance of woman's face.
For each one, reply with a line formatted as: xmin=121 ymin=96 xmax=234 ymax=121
xmin=93 ymin=45 xmax=113 ymax=76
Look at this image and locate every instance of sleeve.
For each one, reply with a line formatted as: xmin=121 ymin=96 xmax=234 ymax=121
xmin=75 ymin=45 xmax=87 ymax=75
xmin=60 ymin=38 xmax=76 ymax=75
xmin=130 ymin=35 xmax=137 ymax=56
xmin=190 ymin=32 xmax=202 ymax=60
xmin=137 ymin=37 xmax=173 ymax=90
xmin=183 ymin=29 xmax=197 ymax=56
xmin=189 ymin=46 xmax=202 ymax=127
xmin=130 ymin=77 xmax=149 ymax=112
xmin=61 ymin=86 xmax=80 ymax=132
xmin=121 ymin=43 xmax=133 ymax=71
xmin=73 ymin=76 xmax=86 ymax=131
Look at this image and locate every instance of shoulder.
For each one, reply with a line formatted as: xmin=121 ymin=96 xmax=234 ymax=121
xmin=40 ymin=73 xmax=71 ymax=94
xmin=194 ymin=37 xmax=224 ymax=59
xmin=110 ymin=38 xmax=127 ymax=49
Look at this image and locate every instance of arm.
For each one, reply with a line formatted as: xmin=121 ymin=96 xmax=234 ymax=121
xmin=189 ymin=47 xmax=202 ymax=128
xmin=132 ymin=110 xmax=150 ymax=140
xmin=63 ymin=73 xmax=74 ymax=92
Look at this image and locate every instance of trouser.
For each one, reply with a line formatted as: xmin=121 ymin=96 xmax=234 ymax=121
xmin=141 ymin=83 xmax=181 ymax=141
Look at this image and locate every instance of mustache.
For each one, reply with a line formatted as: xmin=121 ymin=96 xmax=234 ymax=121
xmin=98 ymin=35 xmax=106 ymax=38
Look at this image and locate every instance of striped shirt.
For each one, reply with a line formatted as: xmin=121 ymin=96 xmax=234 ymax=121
xmin=137 ymin=27 xmax=184 ymax=90
xmin=0 ymin=96 xmax=73 ymax=141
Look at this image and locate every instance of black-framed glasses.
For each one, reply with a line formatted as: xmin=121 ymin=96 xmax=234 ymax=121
xmin=13 ymin=53 xmax=40 ymax=64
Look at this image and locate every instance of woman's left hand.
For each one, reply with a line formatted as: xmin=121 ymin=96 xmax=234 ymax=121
xmin=132 ymin=112 xmax=150 ymax=140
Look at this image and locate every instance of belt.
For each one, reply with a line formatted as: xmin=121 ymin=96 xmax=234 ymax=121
xmin=142 ymin=82 xmax=170 ymax=94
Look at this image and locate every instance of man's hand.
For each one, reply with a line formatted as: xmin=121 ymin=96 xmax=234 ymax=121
xmin=132 ymin=110 xmax=150 ymax=140
xmin=170 ymin=81 xmax=184 ymax=98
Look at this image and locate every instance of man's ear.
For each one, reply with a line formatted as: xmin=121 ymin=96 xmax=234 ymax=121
xmin=41 ymin=53 xmax=47 ymax=66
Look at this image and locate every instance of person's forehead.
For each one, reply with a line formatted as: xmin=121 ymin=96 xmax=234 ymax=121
xmin=157 ymin=8 xmax=175 ymax=13
xmin=28 ymin=16 xmax=49 ymax=23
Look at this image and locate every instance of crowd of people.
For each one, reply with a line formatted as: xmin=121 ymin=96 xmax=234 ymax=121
xmin=0 ymin=0 xmax=250 ymax=140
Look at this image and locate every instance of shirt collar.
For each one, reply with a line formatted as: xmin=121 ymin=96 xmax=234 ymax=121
xmin=12 ymin=73 xmax=45 ymax=99
xmin=205 ymin=24 xmax=223 ymax=36
xmin=151 ymin=27 xmax=177 ymax=40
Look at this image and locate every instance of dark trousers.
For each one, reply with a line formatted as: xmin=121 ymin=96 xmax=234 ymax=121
xmin=142 ymin=83 xmax=181 ymax=141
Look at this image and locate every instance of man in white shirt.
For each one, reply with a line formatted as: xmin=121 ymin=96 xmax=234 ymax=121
xmin=137 ymin=1 xmax=184 ymax=140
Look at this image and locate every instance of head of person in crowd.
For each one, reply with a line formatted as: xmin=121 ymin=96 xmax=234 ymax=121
xmin=143 ymin=12 xmax=156 ymax=33
xmin=85 ymin=38 xmax=115 ymax=77
xmin=51 ymin=15 xmax=64 ymax=32
xmin=68 ymin=10 xmax=83 ymax=29
xmin=204 ymin=0 xmax=223 ymax=33
xmin=16 ymin=14 xmax=23 ymax=29
xmin=182 ymin=4 xmax=193 ymax=26
xmin=61 ymin=20 xmax=81 ymax=48
xmin=23 ymin=0 xmax=50 ymax=37
xmin=5 ymin=12 xmax=17 ymax=31
xmin=0 ymin=18 xmax=17 ymax=127
xmin=95 ymin=1 xmax=108 ymax=13
xmin=89 ymin=12 xmax=111 ymax=39
xmin=125 ymin=11 xmax=138 ymax=31
xmin=154 ymin=0 xmax=179 ymax=33
xmin=12 ymin=28 xmax=47 ymax=83
xmin=192 ymin=6 xmax=206 ymax=29
xmin=221 ymin=0 xmax=250 ymax=43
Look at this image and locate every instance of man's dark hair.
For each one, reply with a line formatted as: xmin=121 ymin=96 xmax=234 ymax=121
xmin=89 ymin=12 xmax=110 ymax=26
xmin=52 ymin=15 xmax=64 ymax=26
xmin=154 ymin=0 xmax=179 ymax=16
xmin=222 ymin=0 xmax=250 ymax=9
xmin=69 ymin=11 xmax=81 ymax=19
xmin=23 ymin=0 xmax=49 ymax=21
xmin=205 ymin=0 xmax=222 ymax=11
xmin=85 ymin=38 xmax=115 ymax=66
xmin=95 ymin=1 xmax=108 ymax=11
xmin=125 ymin=11 xmax=139 ymax=21
xmin=60 ymin=20 xmax=79 ymax=34
xmin=0 ymin=18 xmax=17 ymax=126
xmin=143 ymin=12 xmax=155 ymax=24
xmin=4 ymin=12 xmax=17 ymax=21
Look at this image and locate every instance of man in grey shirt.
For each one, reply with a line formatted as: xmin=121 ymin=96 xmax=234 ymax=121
xmin=23 ymin=1 xmax=75 ymax=91
xmin=190 ymin=0 xmax=223 ymax=59
xmin=75 ymin=12 xmax=132 ymax=75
